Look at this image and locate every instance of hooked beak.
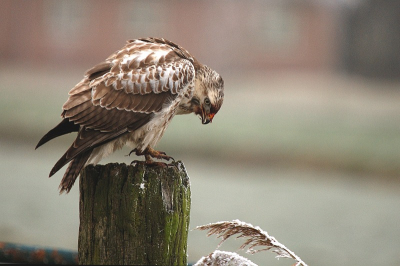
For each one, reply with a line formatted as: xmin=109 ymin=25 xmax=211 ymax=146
xmin=194 ymin=101 xmax=215 ymax=125
xmin=201 ymin=109 xmax=215 ymax=125
xmin=202 ymin=117 xmax=211 ymax=124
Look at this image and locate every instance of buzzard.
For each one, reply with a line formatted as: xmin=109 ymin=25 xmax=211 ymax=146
xmin=36 ymin=37 xmax=224 ymax=193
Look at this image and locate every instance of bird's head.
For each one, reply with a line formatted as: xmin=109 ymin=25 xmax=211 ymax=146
xmin=190 ymin=66 xmax=224 ymax=124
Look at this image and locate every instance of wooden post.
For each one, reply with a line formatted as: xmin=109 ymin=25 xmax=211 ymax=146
xmin=78 ymin=161 xmax=191 ymax=265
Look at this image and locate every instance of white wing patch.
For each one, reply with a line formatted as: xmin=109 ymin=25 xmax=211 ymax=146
xmin=119 ymin=47 xmax=171 ymax=66
xmin=88 ymin=39 xmax=195 ymax=98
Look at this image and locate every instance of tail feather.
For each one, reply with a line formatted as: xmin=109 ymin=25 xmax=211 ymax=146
xmin=36 ymin=119 xmax=79 ymax=149
xmin=59 ymin=150 xmax=92 ymax=194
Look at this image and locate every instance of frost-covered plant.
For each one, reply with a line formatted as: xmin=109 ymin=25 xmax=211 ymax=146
xmin=194 ymin=250 xmax=257 ymax=266
xmin=195 ymin=219 xmax=307 ymax=266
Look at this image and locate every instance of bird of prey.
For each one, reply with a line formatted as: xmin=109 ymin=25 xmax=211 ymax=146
xmin=36 ymin=37 xmax=224 ymax=193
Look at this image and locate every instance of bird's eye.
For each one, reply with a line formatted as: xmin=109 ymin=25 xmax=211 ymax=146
xmin=191 ymin=97 xmax=200 ymax=105
xmin=204 ymin=98 xmax=211 ymax=106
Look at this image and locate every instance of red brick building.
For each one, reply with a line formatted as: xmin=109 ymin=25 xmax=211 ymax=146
xmin=0 ymin=0 xmax=342 ymax=72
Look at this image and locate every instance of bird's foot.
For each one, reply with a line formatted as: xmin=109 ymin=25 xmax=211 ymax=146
xmin=144 ymin=160 xmax=169 ymax=168
xmin=129 ymin=147 xmax=174 ymax=167
xmin=146 ymin=147 xmax=175 ymax=162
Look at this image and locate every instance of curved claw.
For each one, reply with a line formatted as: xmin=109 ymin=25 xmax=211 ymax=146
xmin=128 ymin=148 xmax=138 ymax=157
xmin=130 ymin=159 xmax=145 ymax=166
xmin=167 ymin=162 xmax=179 ymax=170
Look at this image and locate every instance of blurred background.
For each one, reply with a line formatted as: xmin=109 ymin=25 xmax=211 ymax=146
xmin=1 ymin=0 xmax=400 ymax=265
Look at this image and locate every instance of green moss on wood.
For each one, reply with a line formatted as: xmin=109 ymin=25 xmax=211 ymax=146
xmin=78 ymin=161 xmax=191 ymax=265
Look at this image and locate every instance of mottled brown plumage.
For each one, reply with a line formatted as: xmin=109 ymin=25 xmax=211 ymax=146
xmin=36 ymin=37 xmax=224 ymax=193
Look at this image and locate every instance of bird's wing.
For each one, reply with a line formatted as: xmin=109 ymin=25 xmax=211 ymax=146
xmin=50 ymin=39 xmax=196 ymax=176
xmin=64 ymin=39 xmax=196 ymax=132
